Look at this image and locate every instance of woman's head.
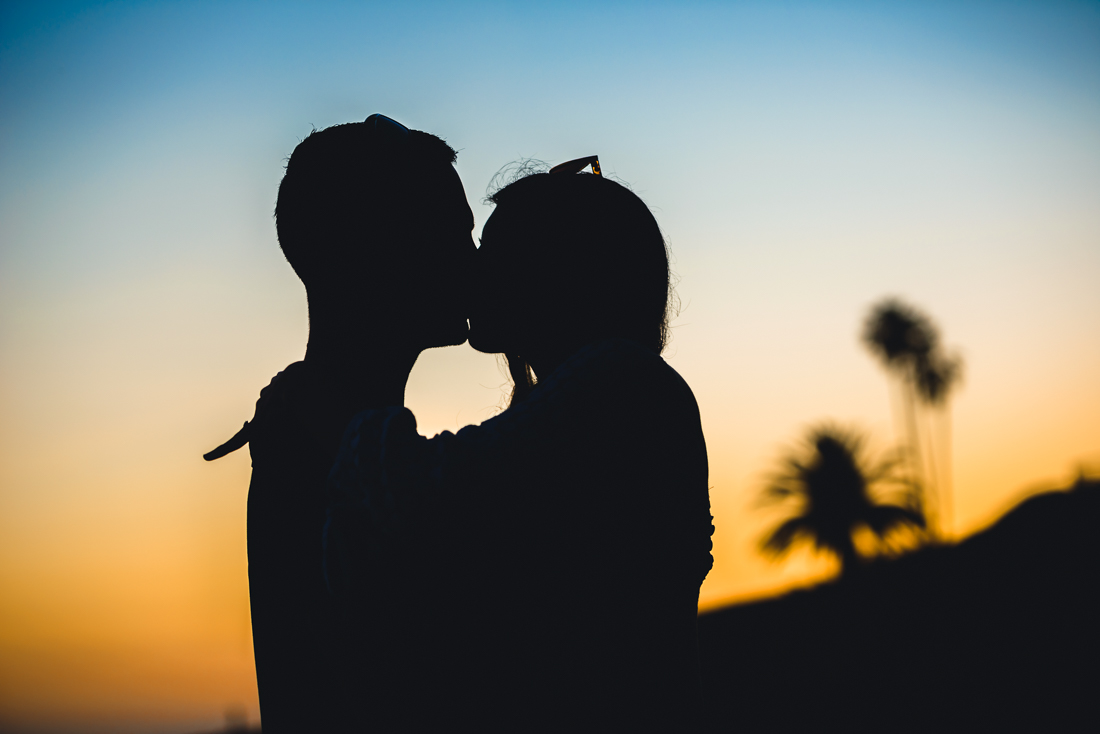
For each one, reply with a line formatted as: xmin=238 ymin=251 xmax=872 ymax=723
xmin=469 ymin=170 xmax=673 ymax=375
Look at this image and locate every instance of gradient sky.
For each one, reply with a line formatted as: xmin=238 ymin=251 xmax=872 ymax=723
xmin=2 ymin=1 xmax=1098 ymax=731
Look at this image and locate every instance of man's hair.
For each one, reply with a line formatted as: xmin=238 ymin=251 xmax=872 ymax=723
xmin=274 ymin=120 xmax=457 ymax=287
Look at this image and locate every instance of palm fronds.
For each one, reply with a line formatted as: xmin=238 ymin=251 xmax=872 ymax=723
xmin=760 ymin=425 xmax=925 ymax=575
xmin=863 ymin=298 xmax=962 ymax=405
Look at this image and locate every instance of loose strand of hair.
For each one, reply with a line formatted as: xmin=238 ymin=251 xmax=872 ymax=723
xmin=506 ymin=353 xmax=536 ymax=407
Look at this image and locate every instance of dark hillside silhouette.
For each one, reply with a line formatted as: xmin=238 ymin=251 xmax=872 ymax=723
xmin=700 ymin=477 xmax=1100 ymax=732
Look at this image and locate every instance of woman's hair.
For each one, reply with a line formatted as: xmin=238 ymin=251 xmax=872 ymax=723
xmin=486 ymin=168 xmax=674 ymax=404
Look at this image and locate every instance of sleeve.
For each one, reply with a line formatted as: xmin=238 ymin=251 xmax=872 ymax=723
xmin=321 ymin=341 xmax=628 ymax=598
xmin=322 ymin=405 xmax=444 ymax=597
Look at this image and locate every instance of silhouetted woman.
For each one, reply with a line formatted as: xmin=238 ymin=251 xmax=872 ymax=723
xmin=324 ymin=160 xmax=713 ymax=732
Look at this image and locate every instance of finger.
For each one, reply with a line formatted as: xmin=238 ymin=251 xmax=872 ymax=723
xmin=203 ymin=422 xmax=251 ymax=461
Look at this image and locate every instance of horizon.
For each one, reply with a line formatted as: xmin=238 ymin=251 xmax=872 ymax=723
xmin=2 ymin=1 xmax=1098 ymax=731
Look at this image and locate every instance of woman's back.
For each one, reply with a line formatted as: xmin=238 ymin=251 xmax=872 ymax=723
xmin=326 ymin=338 xmax=712 ymax=730
xmin=483 ymin=338 xmax=712 ymax=729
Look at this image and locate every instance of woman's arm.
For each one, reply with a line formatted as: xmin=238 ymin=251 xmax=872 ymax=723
xmin=322 ymin=340 xmax=637 ymax=596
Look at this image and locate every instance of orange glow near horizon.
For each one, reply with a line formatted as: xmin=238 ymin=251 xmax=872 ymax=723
xmin=2 ymin=334 xmax=1095 ymax=729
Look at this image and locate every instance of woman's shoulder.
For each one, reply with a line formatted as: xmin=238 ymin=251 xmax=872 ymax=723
xmin=542 ymin=338 xmax=702 ymax=421
xmin=455 ymin=338 xmax=701 ymax=447
xmin=575 ymin=337 xmax=697 ymax=391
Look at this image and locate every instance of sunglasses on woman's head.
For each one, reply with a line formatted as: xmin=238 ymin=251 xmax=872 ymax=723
xmin=549 ymin=156 xmax=602 ymax=177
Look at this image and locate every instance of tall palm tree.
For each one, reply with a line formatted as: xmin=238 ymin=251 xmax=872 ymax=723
xmin=862 ymin=299 xmax=961 ymax=404
xmin=863 ymin=299 xmax=961 ymax=537
xmin=760 ymin=425 xmax=925 ymax=577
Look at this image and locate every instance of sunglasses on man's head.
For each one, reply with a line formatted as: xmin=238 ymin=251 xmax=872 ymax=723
xmin=550 ymin=156 xmax=602 ymax=177
xmin=365 ymin=113 xmax=410 ymax=139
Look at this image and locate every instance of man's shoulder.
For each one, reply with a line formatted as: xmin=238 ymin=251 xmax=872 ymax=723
xmin=251 ymin=361 xmax=311 ymax=431
xmin=246 ymin=362 xmax=332 ymax=467
xmin=204 ymin=361 xmax=309 ymax=462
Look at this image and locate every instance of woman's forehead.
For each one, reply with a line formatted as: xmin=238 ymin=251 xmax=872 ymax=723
xmin=482 ymin=202 xmax=530 ymax=234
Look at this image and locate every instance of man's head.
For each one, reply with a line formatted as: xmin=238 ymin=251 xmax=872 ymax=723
xmin=275 ymin=115 xmax=475 ymax=349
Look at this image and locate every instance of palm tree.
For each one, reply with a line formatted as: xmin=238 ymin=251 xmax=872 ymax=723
xmin=760 ymin=425 xmax=925 ymax=577
xmin=862 ymin=298 xmax=961 ymax=404
xmin=863 ymin=299 xmax=961 ymax=538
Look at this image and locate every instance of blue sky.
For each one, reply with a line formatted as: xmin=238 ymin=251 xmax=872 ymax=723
xmin=3 ymin=1 xmax=1098 ymax=286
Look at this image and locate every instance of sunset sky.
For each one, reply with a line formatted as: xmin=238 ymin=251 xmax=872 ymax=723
xmin=1 ymin=1 xmax=1098 ymax=731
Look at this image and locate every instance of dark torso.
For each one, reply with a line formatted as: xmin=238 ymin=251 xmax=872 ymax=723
xmin=246 ymin=366 xmax=414 ymax=733
xmin=326 ymin=339 xmax=714 ymax=732
xmin=474 ymin=341 xmax=713 ymax=731
xmin=246 ymin=386 xmax=348 ymax=733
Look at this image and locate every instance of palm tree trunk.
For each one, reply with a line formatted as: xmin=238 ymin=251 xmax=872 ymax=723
xmin=923 ymin=403 xmax=941 ymax=537
xmin=837 ymin=532 xmax=861 ymax=579
xmin=903 ymin=378 xmax=936 ymax=540
xmin=937 ymin=406 xmax=954 ymax=539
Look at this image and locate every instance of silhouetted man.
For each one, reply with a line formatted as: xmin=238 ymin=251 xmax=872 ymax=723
xmin=205 ymin=114 xmax=475 ymax=732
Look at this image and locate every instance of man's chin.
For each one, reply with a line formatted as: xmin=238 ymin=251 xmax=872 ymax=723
xmin=424 ymin=319 xmax=470 ymax=349
xmin=467 ymin=329 xmax=506 ymax=355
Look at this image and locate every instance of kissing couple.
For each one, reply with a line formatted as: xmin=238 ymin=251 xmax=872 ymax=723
xmin=206 ymin=114 xmax=713 ymax=733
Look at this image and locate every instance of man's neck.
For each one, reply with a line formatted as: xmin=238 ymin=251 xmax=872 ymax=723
xmin=297 ymin=311 xmax=423 ymax=461
xmin=303 ymin=312 xmax=421 ymax=410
